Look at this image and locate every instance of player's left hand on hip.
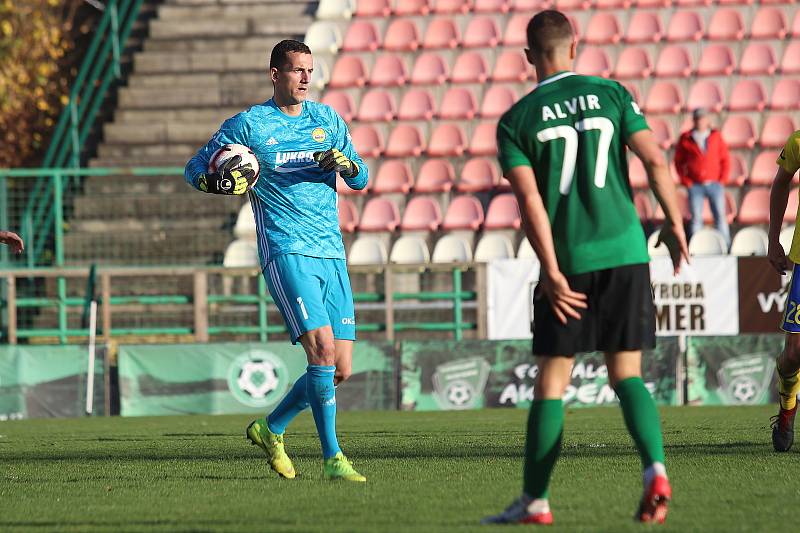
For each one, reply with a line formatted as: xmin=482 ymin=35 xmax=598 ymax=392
xmin=540 ymin=270 xmax=587 ymax=325
xmin=313 ymin=148 xmax=359 ymax=179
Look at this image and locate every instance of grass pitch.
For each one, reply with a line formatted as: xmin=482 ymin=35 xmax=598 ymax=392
xmin=1 ymin=406 xmax=798 ymax=532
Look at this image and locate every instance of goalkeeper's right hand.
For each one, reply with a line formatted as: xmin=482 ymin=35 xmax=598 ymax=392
xmin=198 ymin=155 xmax=255 ymax=195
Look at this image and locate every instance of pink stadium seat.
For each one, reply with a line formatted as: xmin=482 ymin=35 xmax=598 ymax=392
xmin=667 ymin=11 xmax=704 ymax=42
xmin=707 ymin=9 xmax=745 ymax=41
xmin=351 ymin=125 xmax=384 ymax=158
xmin=782 ymin=42 xmax=800 ymax=74
xmin=675 ymin=0 xmax=711 ymax=5
xmin=423 ymin=18 xmax=461 ymax=49
xmin=511 ymin=0 xmax=547 ymax=10
xmin=357 ymin=89 xmax=396 ymax=122
xmin=356 ymin=0 xmax=391 ymax=17
xmin=728 ymin=153 xmax=746 ymax=186
xmin=635 ymin=0 xmax=670 ymax=7
xmin=415 ymin=159 xmax=455 ymax=193
xmin=442 ymin=195 xmax=485 ymax=230
xmin=337 ymin=174 xmax=369 ymax=196
xmin=481 ymin=85 xmax=517 ymax=118
xmin=503 ymin=13 xmax=530 ymax=46
xmin=462 ymin=16 xmax=500 ymax=47
xmin=615 ymin=47 xmax=653 ymax=79
xmin=654 ymin=45 xmax=692 ymax=78
xmin=475 ymin=0 xmax=509 ymax=12
xmin=383 ymin=19 xmax=420 ymax=51
xmin=328 ymin=56 xmax=367 ymax=88
xmin=585 ymin=12 xmax=622 ymax=44
xmin=567 ymin=15 xmax=581 ymax=38
xmin=485 ymin=193 xmax=521 ymax=229
xmin=793 ymin=10 xmax=800 ymax=37
xmin=457 ymin=157 xmax=499 ymax=192
xmin=394 ymin=0 xmax=431 ymax=16
xmin=434 ymin=0 xmax=473 ymax=13
xmin=385 ymin=124 xmax=426 ymax=157
xmin=625 ymin=11 xmax=663 ymax=43
xmin=321 ymin=91 xmax=355 ymax=121
xmin=697 ymin=44 xmax=736 ymax=76
xmin=398 ymin=89 xmax=436 ymax=120
xmin=369 ymin=54 xmax=408 ymax=86
xmin=771 ymin=80 xmax=800 ymax=111
xmin=634 ymin=192 xmax=653 ymax=222
xmin=439 ymin=87 xmax=478 ymax=120
xmin=750 ymin=7 xmax=787 ymax=39
xmin=622 ymin=82 xmax=641 ymax=103
xmin=492 ymin=50 xmax=532 ymax=82
xmin=575 ymin=47 xmax=612 ymax=77
xmin=721 ymin=115 xmax=757 ymax=149
xmin=342 ymin=20 xmax=381 ymax=52
xmin=749 ymin=151 xmax=780 ymax=186
xmin=469 ymin=122 xmax=498 ymax=156
xmin=451 ymin=51 xmax=489 ymax=83
xmin=739 ymin=43 xmax=777 ymax=76
xmin=653 ymin=189 xmax=691 ymax=223
xmin=687 ymin=80 xmax=724 ymax=113
xmin=729 ymin=79 xmax=767 ymax=112
xmin=737 ymin=188 xmax=770 ymax=224
xmin=649 ymin=117 xmax=674 ymax=149
xmin=411 ymin=52 xmax=449 ymax=85
xmin=373 ymin=160 xmax=414 ymax=194
xmin=629 ymin=157 xmax=649 ymax=188
xmin=718 ymin=0 xmax=753 ymax=5
xmin=428 ymin=123 xmax=468 ymax=156
xmin=359 ymin=197 xmax=400 ymax=232
xmin=400 ymin=196 xmax=443 ymax=231
xmin=553 ymin=0 xmax=590 ymax=10
xmin=338 ymin=198 xmax=359 ymax=233
xmin=761 ymin=115 xmax=796 ymax=148
xmin=644 ymin=81 xmax=682 ymax=114
xmin=596 ymin=0 xmax=630 ymax=8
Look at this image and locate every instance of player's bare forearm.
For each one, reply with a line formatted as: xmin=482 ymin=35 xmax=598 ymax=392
xmin=628 ymin=130 xmax=682 ymax=228
xmin=768 ymin=168 xmax=794 ymax=241
xmin=505 ymin=165 xmax=560 ymax=276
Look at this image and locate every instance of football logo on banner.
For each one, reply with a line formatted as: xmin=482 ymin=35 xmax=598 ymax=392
xmin=432 ymin=357 xmax=491 ymax=410
xmin=716 ymin=353 xmax=775 ymax=405
xmin=227 ymin=351 xmax=289 ymax=407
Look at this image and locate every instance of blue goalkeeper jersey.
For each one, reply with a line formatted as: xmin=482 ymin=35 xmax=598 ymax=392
xmin=185 ymin=98 xmax=368 ymax=265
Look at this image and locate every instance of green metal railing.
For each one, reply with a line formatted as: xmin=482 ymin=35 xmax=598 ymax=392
xmin=19 ymin=0 xmax=145 ymax=266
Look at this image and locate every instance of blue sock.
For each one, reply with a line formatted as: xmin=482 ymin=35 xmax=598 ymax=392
xmin=306 ymin=364 xmax=341 ymax=459
xmin=266 ymin=373 xmax=310 ymax=435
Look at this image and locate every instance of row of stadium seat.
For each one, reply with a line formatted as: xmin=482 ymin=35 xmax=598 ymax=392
xmin=338 ymin=7 xmax=798 ymax=52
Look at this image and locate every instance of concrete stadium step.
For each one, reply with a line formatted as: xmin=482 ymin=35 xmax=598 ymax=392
xmin=143 ymin=36 xmax=282 ymax=53
xmin=89 ymin=154 xmax=191 ymax=168
xmin=70 ymin=216 xmax=231 ymax=234
xmin=148 ymin=17 xmax=312 ymax=40
xmin=133 ymin=50 xmax=270 ymax=73
xmin=115 ymin=107 xmax=243 ymax=124
xmin=64 ymin=229 xmax=232 ymax=264
xmin=157 ymin=3 xmax=314 ymax=20
xmin=117 ymin=84 xmax=271 ymax=109
xmin=82 ymin=175 xmax=196 ymax=195
xmin=103 ymin=121 xmax=220 ymax=144
xmin=72 ymin=193 xmax=237 ymax=221
xmin=96 ymin=143 xmax=197 ymax=159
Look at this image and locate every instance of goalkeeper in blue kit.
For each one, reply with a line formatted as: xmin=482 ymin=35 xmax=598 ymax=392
xmin=184 ymin=40 xmax=369 ymax=481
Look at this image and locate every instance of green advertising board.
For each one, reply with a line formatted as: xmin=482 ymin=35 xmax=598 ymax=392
xmin=0 ymin=345 xmax=104 ymax=420
xmin=118 ymin=342 xmax=396 ymax=416
xmin=687 ymin=335 xmax=780 ymax=405
xmin=401 ymin=339 xmax=679 ymax=411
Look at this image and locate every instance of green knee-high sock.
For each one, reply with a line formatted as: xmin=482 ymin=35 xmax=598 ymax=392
xmin=523 ymin=399 xmax=564 ymax=499
xmin=615 ymin=376 xmax=665 ymax=467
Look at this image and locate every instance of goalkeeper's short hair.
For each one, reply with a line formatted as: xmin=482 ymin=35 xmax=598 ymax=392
xmin=270 ymin=40 xmax=312 ymax=70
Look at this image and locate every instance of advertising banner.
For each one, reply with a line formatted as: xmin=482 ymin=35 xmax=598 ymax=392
xmin=650 ymin=256 xmax=738 ymax=336
xmin=118 ymin=342 xmax=396 ymax=416
xmin=487 ymin=258 xmax=539 ymax=340
xmin=0 ymin=345 xmax=104 ymax=420
xmin=686 ymin=335 xmax=780 ymax=405
xmin=401 ymin=339 xmax=679 ymax=411
xmin=737 ymin=257 xmax=789 ymax=334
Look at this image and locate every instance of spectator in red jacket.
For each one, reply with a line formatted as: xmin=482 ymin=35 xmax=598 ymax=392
xmin=674 ymin=108 xmax=731 ymax=248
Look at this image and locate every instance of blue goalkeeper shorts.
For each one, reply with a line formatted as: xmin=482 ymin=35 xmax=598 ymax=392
xmin=781 ymin=262 xmax=800 ymax=333
xmin=263 ymin=253 xmax=356 ymax=344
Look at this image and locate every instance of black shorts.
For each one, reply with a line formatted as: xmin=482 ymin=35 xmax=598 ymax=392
xmin=532 ymin=263 xmax=656 ymax=356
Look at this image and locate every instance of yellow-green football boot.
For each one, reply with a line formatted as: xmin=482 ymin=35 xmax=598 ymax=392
xmin=246 ymin=417 xmax=296 ymax=479
xmin=323 ymin=452 xmax=366 ymax=482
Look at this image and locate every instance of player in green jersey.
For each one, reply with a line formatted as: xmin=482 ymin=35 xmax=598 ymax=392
xmin=481 ymin=10 xmax=689 ymax=526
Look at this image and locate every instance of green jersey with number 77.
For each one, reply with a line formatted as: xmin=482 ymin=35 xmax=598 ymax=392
xmin=496 ymin=71 xmax=650 ymax=276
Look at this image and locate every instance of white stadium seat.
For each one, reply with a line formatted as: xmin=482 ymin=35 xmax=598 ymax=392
xmin=223 ymin=239 xmax=259 ymax=267
xmin=780 ymin=226 xmax=795 ymax=253
xmin=730 ymin=227 xmax=768 ymax=257
xmin=432 ymin=235 xmax=473 ymax=263
xmin=474 ymin=233 xmax=514 ymax=262
xmin=517 ymin=238 xmax=536 ymax=259
xmin=233 ymin=202 xmax=256 ymax=240
xmin=304 ymin=21 xmax=342 ymax=55
xmin=316 ymin=0 xmax=355 ymax=19
xmin=647 ymin=230 xmax=670 ymax=257
xmin=689 ymin=228 xmax=728 ymax=256
xmin=390 ymin=235 xmax=430 ymax=264
xmin=348 ymin=236 xmax=388 ymax=265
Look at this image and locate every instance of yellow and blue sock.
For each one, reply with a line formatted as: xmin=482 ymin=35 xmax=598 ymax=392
xmin=777 ymin=361 xmax=800 ymax=411
xmin=267 ymin=373 xmax=309 ymax=435
xmin=306 ymin=365 xmax=341 ymax=459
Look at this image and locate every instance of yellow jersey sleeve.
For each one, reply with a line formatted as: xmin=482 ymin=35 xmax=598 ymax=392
xmin=777 ymin=130 xmax=800 ymax=175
